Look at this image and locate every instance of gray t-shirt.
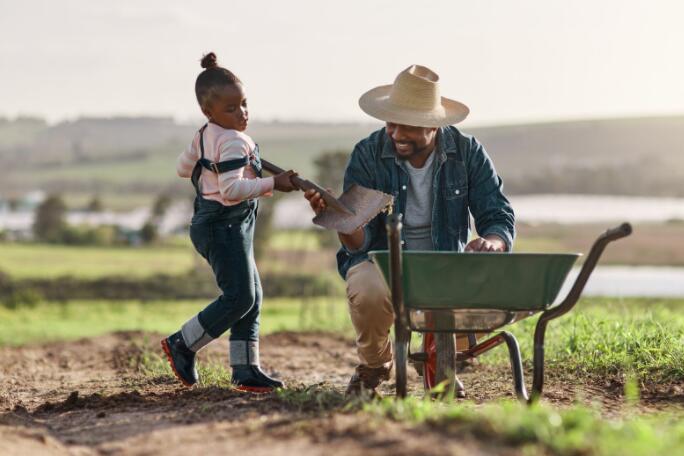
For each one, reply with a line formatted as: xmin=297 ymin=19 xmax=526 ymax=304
xmin=404 ymin=151 xmax=435 ymax=251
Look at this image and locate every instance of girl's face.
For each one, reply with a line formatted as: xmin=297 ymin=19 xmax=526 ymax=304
xmin=202 ymin=83 xmax=248 ymax=131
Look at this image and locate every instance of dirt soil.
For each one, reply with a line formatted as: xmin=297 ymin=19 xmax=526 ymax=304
xmin=1 ymin=331 xmax=682 ymax=455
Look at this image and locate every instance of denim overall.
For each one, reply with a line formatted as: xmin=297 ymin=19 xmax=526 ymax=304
xmin=189 ymin=124 xmax=264 ymax=343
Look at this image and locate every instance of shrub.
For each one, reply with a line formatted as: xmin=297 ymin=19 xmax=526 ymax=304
xmin=2 ymin=288 xmax=42 ymax=309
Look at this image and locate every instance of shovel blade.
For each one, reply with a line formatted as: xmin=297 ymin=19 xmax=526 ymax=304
xmin=313 ymin=184 xmax=393 ymax=234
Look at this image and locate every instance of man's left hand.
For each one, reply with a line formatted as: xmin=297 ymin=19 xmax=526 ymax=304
xmin=464 ymin=235 xmax=507 ymax=252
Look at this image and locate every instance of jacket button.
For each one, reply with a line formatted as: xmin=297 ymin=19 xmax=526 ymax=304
xmin=401 ymin=185 xmax=407 ymax=190
xmin=455 ymin=189 xmax=460 ymax=195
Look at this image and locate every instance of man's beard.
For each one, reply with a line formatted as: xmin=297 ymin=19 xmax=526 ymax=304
xmin=393 ymin=140 xmax=429 ymax=159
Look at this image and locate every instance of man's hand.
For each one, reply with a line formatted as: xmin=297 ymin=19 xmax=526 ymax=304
xmin=304 ymin=188 xmax=328 ymax=215
xmin=304 ymin=187 xmax=366 ymax=251
xmin=464 ymin=235 xmax=507 ymax=252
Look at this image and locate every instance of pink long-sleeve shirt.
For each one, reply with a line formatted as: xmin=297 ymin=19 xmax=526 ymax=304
xmin=176 ymin=123 xmax=274 ymax=206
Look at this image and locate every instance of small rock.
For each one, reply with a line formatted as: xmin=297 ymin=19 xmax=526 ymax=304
xmin=13 ymin=404 xmax=28 ymax=414
xmin=65 ymin=391 xmax=79 ymax=405
xmin=96 ymin=411 xmax=106 ymax=418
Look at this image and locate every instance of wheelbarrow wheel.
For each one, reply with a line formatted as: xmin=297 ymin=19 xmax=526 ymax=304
xmin=394 ymin=338 xmax=409 ymax=398
xmin=422 ymin=332 xmax=437 ymax=390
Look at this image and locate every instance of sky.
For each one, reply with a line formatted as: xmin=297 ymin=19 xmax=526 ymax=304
xmin=1 ymin=0 xmax=683 ymax=126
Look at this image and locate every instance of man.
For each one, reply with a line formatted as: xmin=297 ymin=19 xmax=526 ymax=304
xmin=305 ymin=65 xmax=515 ymax=396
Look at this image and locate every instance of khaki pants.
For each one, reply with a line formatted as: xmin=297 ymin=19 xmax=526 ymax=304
xmin=346 ymin=260 xmax=479 ymax=368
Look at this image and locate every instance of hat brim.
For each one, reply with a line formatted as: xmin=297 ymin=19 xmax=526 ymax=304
xmin=358 ymin=85 xmax=469 ymax=128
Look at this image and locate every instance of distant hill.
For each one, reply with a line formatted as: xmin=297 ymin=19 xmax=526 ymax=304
xmin=468 ymin=116 xmax=684 ymax=195
xmin=2 ymin=115 xmax=683 ymax=206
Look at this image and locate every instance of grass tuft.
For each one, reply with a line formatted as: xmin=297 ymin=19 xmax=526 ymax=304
xmin=276 ymin=383 xmax=353 ymax=412
xmin=365 ymin=397 xmax=684 ymax=456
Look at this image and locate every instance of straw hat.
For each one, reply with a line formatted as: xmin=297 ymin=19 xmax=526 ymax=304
xmin=358 ymin=65 xmax=469 ymax=128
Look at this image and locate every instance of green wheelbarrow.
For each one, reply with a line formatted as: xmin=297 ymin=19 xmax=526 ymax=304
xmin=368 ymin=215 xmax=632 ymax=403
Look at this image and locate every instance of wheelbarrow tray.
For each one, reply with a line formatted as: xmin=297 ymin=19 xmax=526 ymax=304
xmin=369 ymin=251 xmax=580 ymax=312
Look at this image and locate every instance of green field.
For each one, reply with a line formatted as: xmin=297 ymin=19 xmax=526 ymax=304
xmin=0 ymin=235 xmax=327 ymax=279
xmin=0 ymin=242 xmax=196 ymax=279
xmin=2 ymin=220 xmax=682 ymax=285
xmin=0 ymin=297 xmax=351 ymax=346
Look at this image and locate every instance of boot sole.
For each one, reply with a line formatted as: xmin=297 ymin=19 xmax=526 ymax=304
xmin=234 ymin=385 xmax=276 ymax=394
xmin=161 ymin=339 xmax=194 ymax=388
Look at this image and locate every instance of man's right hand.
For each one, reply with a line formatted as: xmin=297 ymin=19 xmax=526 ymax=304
xmin=305 ymin=187 xmax=366 ymax=251
xmin=304 ymin=188 xmax=328 ymax=215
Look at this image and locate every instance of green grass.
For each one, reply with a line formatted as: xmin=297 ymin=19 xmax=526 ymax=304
xmin=0 ymin=232 xmax=322 ymax=280
xmin=0 ymin=297 xmax=352 ymax=346
xmin=513 ymin=236 xmax=566 ymax=253
xmin=363 ymin=397 xmax=684 ymax=456
xmin=477 ymin=297 xmax=684 ymax=384
xmin=0 ymin=242 xmax=196 ymax=279
xmin=137 ymin=346 xmax=237 ymax=388
xmin=269 ymin=230 xmax=322 ymax=251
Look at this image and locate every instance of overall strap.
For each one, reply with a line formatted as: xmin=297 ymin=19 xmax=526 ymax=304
xmin=251 ymin=144 xmax=263 ymax=178
xmin=198 ymin=156 xmax=250 ymax=173
xmin=190 ymin=124 xmax=260 ymax=195
xmin=190 ymin=124 xmax=209 ymax=195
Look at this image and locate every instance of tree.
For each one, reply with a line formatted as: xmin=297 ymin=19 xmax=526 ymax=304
xmin=33 ymin=194 xmax=67 ymax=242
xmin=87 ymin=196 xmax=104 ymax=212
xmin=140 ymin=221 xmax=159 ymax=244
xmin=152 ymin=194 xmax=172 ymax=218
xmin=313 ymin=150 xmax=350 ymax=195
xmin=313 ymin=150 xmax=351 ymax=248
xmin=253 ymin=194 xmax=278 ymax=261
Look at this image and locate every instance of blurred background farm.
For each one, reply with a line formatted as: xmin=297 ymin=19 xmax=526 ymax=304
xmin=1 ymin=114 xmax=683 ymax=313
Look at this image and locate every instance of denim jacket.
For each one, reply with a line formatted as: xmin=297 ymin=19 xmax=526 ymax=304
xmin=336 ymin=126 xmax=515 ymax=279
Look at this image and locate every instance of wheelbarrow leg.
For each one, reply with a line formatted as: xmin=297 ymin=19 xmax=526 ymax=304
xmin=459 ymin=332 xmax=529 ymax=402
xmin=499 ymin=332 xmax=529 ymax=402
xmin=387 ymin=214 xmax=411 ymax=398
xmin=394 ymin=329 xmax=410 ymax=399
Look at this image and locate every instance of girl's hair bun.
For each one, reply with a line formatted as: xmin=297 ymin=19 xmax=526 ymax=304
xmin=200 ymin=52 xmax=218 ymax=69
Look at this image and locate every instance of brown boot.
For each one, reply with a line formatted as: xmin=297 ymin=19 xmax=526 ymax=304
xmin=345 ymin=364 xmax=392 ymax=397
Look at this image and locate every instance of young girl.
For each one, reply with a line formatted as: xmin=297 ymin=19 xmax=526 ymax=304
xmin=162 ymin=52 xmax=297 ymax=392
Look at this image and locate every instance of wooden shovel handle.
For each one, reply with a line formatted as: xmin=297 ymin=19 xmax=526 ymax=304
xmin=261 ymin=159 xmax=315 ymax=192
xmin=261 ymin=158 xmax=355 ymax=215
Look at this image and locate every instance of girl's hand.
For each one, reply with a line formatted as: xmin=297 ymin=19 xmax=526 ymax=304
xmin=273 ymin=170 xmax=298 ymax=192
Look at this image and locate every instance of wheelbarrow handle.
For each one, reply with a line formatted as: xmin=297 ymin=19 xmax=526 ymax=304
xmin=530 ymin=221 xmax=632 ymax=401
xmin=602 ymin=222 xmax=633 ymax=241
xmin=541 ymin=221 xmax=632 ymax=323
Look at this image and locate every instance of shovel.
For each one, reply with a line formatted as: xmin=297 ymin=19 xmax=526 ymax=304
xmin=261 ymin=159 xmax=393 ymax=234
